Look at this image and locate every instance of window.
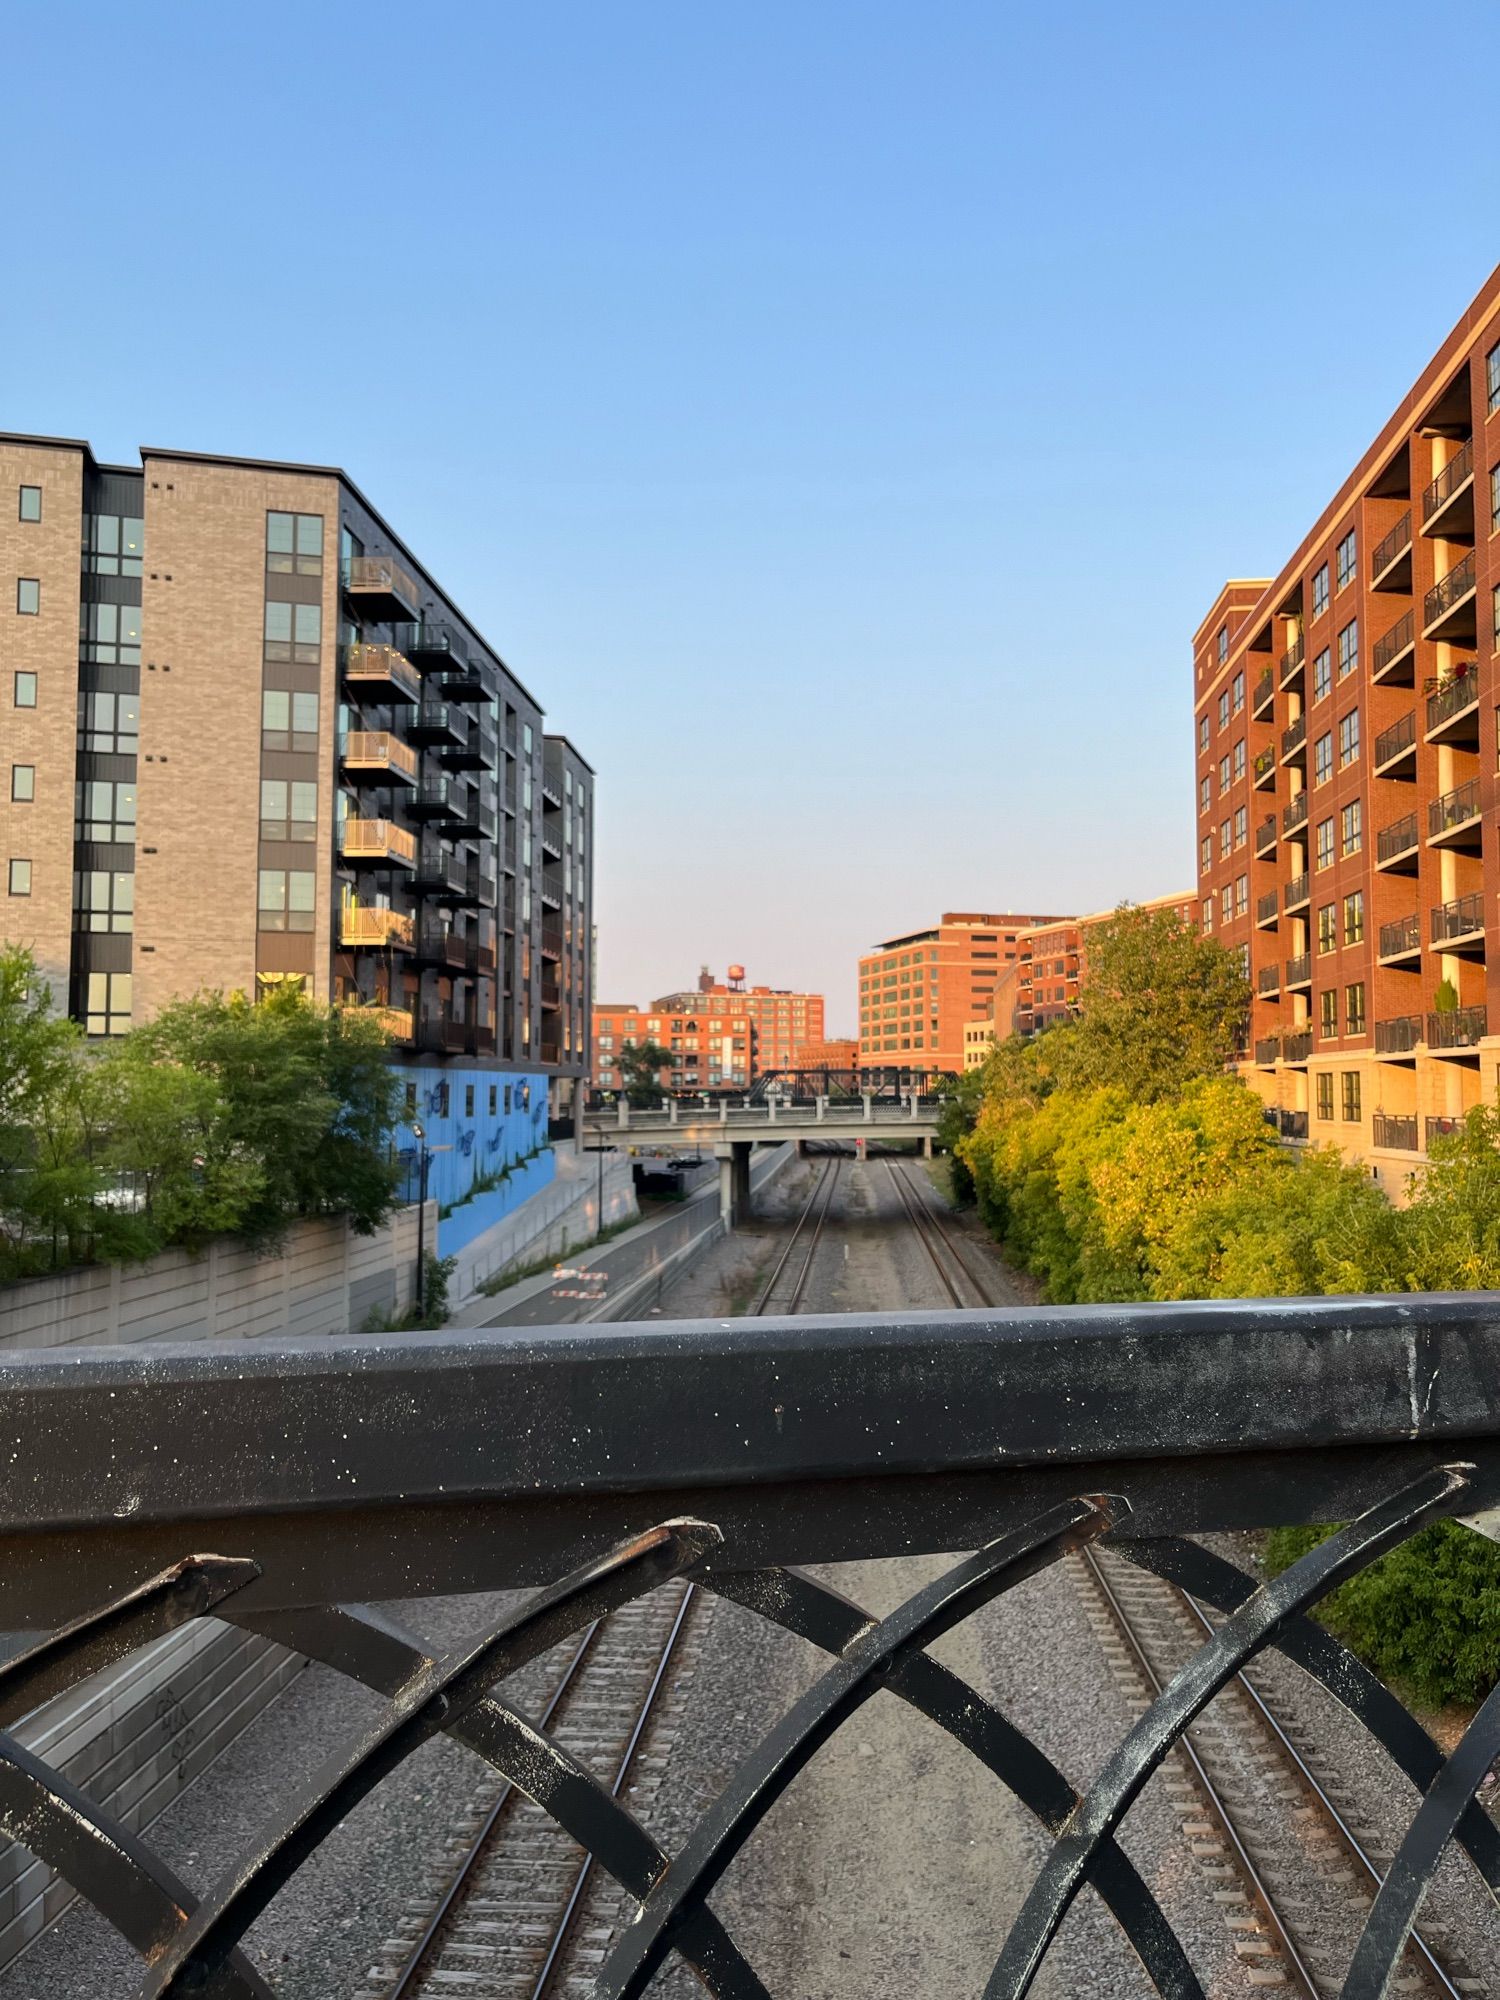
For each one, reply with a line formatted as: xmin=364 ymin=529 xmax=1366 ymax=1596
xmin=1488 ymin=340 xmax=1500 ymax=416
xmin=1234 ymin=805 xmax=1247 ymax=848
xmin=1338 ymin=708 xmax=1360 ymax=768
xmin=80 ymin=602 xmax=141 ymax=664
xmin=1312 ymin=564 xmax=1330 ymax=617
xmin=75 ymin=780 xmax=137 ymax=843
xmin=1220 ymin=884 xmax=1232 ymax=923
xmin=82 ymin=514 xmax=144 ymax=577
xmin=18 ymin=486 xmax=40 ymax=523
xmin=1318 ymin=904 xmax=1337 ymax=954
xmin=77 ymin=689 xmax=141 ymax=754
xmin=1341 ymin=1070 xmax=1361 ymax=1121
xmin=1343 ymin=890 xmax=1364 ymax=945
xmin=257 ymin=868 xmax=316 ymax=931
xmin=464 ymin=1084 xmax=475 ymax=1118
xmin=1336 ymin=530 xmax=1357 ymax=592
xmin=261 ymin=688 xmax=319 ymax=752
xmin=13 ymin=673 xmax=35 ymax=708
xmin=1200 ymin=835 xmax=1212 ymax=871
xmin=1491 ymin=464 xmax=1500 ymax=536
xmin=84 ymin=971 xmax=131 ymax=1037
xmin=1341 ymin=799 xmax=1363 ymax=857
xmin=1493 ymin=585 xmax=1500 ymax=653
xmin=1312 ymin=649 xmax=1331 ymax=702
xmin=1320 ymin=988 xmax=1338 ymax=1036
xmin=403 ymin=1081 xmax=417 ymax=1118
xmin=264 ymin=600 xmax=321 ymax=664
xmin=1198 ymin=717 xmax=1209 ymax=752
xmin=504 ymin=1085 xmax=513 ymax=1114
xmin=7 ymin=859 xmax=31 ymax=896
xmin=1314 ymin=731 xmax=1333 ymax=784
xmin=1218 ymin=754 xmax=1230 ymax=795
xmin=1337 ymin=620 xmax=1358 ymax=680
xmin=259 ymin=779 xmax=317 ymax=841
xmin=9 ymin=765 xmax=34 ymax=804
xmin=1217 ymin=625 xmax=1229 ymax=663
xmin=1316 ymin=1071 xmax=1334 ymax=1119
xmin=1230 ymin=740 xmax=1245 ymax=783
xmin=1219 ymin=818 xmax=1232 ymax=859
xmin=1345 ymin=982 xmax=1366 ymax=1035
xmin=1218 ymin=690 xmax=1230 ymax=731
xmin=1199 ymin=776 xmax=1211 ymax=815
xmin=16 ymin=579 xmax=39 ymax=615
xmin=1316 ymin=817 xmax=1335 ymax=870
xmin=75 ymin=870 xmax=134 ymax=933
xmin=1232 ymin=670 xmax=1244 ymax=715
xmin=489 ymin=1085 xmax=497 ymax=1115
xmin=266 ymin=513 xmax=323 ymax=575
xmin=1235 ymin=874 xmax=1248 ymax=918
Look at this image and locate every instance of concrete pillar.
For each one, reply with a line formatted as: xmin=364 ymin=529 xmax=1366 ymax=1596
xmin=668 ymin=1097 xmax=678 ymax=1125
xmin=816 ymin=1095 xmax=827 ymax=1123
xmin=718 ymin=1151 xmax=734 ymax=1223
xmin=863 ymin=1093 xmax=873 ymax=1123
xmin=720 ymin=1100 xmax=728 ymax=1126
xmin=909 ymin=1092 xmax=918 ymax=1120
xmin=732 ymin=1141 xmax=753 ymax=1221
xmin=616 ymin=1097 xmax=629 ymax=1131
xmin=768 ymin=1097 xmax=777 ymax=1124
xmin=922 ymin=1133 xmax=934 ymax=1160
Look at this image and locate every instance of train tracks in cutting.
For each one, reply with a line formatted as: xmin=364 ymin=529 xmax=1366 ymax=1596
xmin=882 ymin=1154 xmax=995 ymax=1307
xmin=749 ymin=1153 xmax=842 ymax=1315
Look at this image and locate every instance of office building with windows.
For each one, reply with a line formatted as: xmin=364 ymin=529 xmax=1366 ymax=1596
xmin=0 ymin=436 xmax=593 ymax=1210
xmin=1193 ymin=263 xmax=1500 ymax=1189
xmin=857 ymin=911 xmax=1067 ymax=1071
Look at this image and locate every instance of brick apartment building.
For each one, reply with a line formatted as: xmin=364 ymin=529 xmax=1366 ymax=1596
xmin=791 ymin=1034 xmax=860 ymax=1071
xmin=648 ymin=966 xmax=825 ymax=1077
xmin=1011 ymin=893 xmax=1197 ymax=1037
xmin=1193 ymin=261 xmax=1500 ymax=1192
xmin=858 ymin=911 xmax=1065 ymax=1072
xmin=592 ymin=1002 xmax=753 ymax=1094
xmin=0 ymin=436 xmax=593 ymax=1207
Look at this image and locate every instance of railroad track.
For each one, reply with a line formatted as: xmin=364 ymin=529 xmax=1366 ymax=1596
xmin=750 ymin=1154 xmax=841 ymax=1315
xmin=1075 ymin=1543 xmax=1482 ymax=1997
xmin=883 ymin=1155 xmax=994 ymax=1307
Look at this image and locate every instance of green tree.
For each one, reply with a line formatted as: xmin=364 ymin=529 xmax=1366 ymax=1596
xmin=615 ymin=1039 xmax=676 ymax=1107
xmin=1392 ymin=1106 xmax=1500 ymax=1291
xmin=1049 ymin=904 xmax=1248 ymax=1104
xmin=0 ymin=948 xmax=97 ymax=1276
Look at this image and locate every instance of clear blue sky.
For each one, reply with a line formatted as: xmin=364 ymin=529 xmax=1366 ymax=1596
xmin=7 ymin=4 xmax=1498 ymax=1035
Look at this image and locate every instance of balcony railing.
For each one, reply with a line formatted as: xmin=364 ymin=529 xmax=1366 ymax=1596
xmin=1284 ymin=952 xmax=1311 ymax=988
xmin=3 ymin=1297 xmax=1499 ymax=1998
xmin=339 ymin=906 xmax=414 ymax=950
xmin=1255 ymin=889 xmax=1278 ymax=926
xmin=1374 ymin=1014 xmax=1422 ymax=1055
xmin=395 ymin=619 xmax=469 ymax=666
xmin=1427 ymin=1002 xmax=1487 ymax=1048
xmin=1376 ymin=812 xmax=1419 ymax=866
xmin=1255 ymin=815 xmax=1278 ymax=857
xmin=1378 ymin=914 xmax=1421 ymax=961
xmin=1252 ymin=745 xmax=1276 ymax=789
xmin=343 ymin=552 xmax=420 ymax=620
xmin=1430 ymin=894 xmax=1486 ymax=947
xmin=1278 ymin=633 xmax=1304 ymax=686
xmin=342 ymin=641 xmax=421 ymax=703
xmin=1427 ymin=779 xmax=1481 ymax=842
xmin=1257 ymin=964 xmax=1281 ymax=997
xmin=1281 ymin=1031 xmax=1313 ymax=1063
xmin=1276 ymin=1108 xmax=1308 ymax=1140
xmin=1373 ymin=710 xmax=1416 ymax=772
xmin=412 ymin=843 xmax=466 ymax=897
xmin=1281 ymin=793 xmax=1308 ymax=835
xmin=363 ymin=1004 xmax=414 ymax=1043
xmin=341 ymin=818 xmax=417 ymax=868
xmin=340 ymin=730 xmax=419 ymax=784
xmin=1372 ymin=1113 xmax=1418 ymax=1151
xmin=414 ymin=921 xmax=470 ymax=971
xmin=540 ymin=923 xmax=565 ymax=958
xmin=1279 ymin=715 xmax=1306 ymax=760
xmin=1423 ymin=549 xmax=1477 ymax=636
xmin=1253 ymin=1035 xmax=1280 ymax=1064
xmin=1425 ymin=664 xmax=1480 ymax=737
xmin=1371 ymin=610 xmax=1416 ymax=685
xmin=1426 ymin=1114 xmax=1466 ymax=1146
xmin=1370 ymin=509 xmax=1412 ymax=583
xmin=1251 ymin=667 xmax=1275 ymax=719
xmin=1422 ymin=436 xmax=1473 ymax=524
xmin=1284 ymin=872 xmax=1310 ymax=912
xmin=541 ymin=866 xmax=564 ymax=907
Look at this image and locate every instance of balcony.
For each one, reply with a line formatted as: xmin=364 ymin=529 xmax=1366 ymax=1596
xmin=1372 ymin=1113 xmax=1419 ymax=1152
xmin=1251 ymin=667 xmax=1275 ymax=720
xmin=541 ymin=866 xmax=564 ymax=909
xmin=1279 ymin=715 xmax=1306 ymax=765
xmin=541 ymin=773 xmax=564 ymax=809
xmin=471 ymin=936 xmax=497 ymax=978
xmin=409 ymin=777 xmax=463 ymax=823
xmin=340 ymin=730 xmax=418 ymax=787
xmin=339 ymin=906 xmax=414 ymax=951
xmin=457 ymin=858 xmax=496 ymax=907
xmin=341 ymin=817 xmax=417 ymax=870
xmin=343 ymin=553 xmax=420 ymax=623
xmin=364 ymin=1004 xmax=415 ymax=1044
xmin=1370 ymin=509 xmax=1413 ymax=593
xmin=408 ymin=702 xmax=466 ymax=747
xmin=1374 ymin=1014 xmax=1422 ymax=1057
xmin=1375 ymin=811 xmax=1420 ymax=873
xmin=1255 ymin=814 xmax=1278 ymax=858
xmin=440 ymin=721 xmax=496 ymax=772
xmin=540 ymin=977 xmax=563 ymax=1011
xmin=1279 ymin=1108 xmax=1309 ymax=1140
xmin=1422 ymin=550 xmax=1477 ymax=642
xmin=1253 ymin=745 xmax=1277 ymax=790
xmin=1281 ymin=1031 xmax=1313 ymax=1064
xmin=419 ymin=1013 xmax=476 ymax=1057
xmin=412 ymin=842 xmax=467 ymax=899
xmin=1284 ymin=953 xmax=1312 ymax=991
xmin=540 ymin=824 xmax=563 ymax=860
xmin=1255 ymin=888 xmax=1278 ymax=929
xmin=1426 ymin=778 xmax=1482 ymax=851
xmin=413 ymin=921 xmax=471 ymax=972
xmin=539 ymin=1040 xmax=563 ymax=1065
xmin=1377 ymin=914 xmax=1421 ymax=967
xmin=342 ymin=641 xmax=420 ymax=704
xmin=1253 ymin=1035 xmax=1279 ymax=1064
xmin=1424 ymin=664 xmax=1480 ymax=747
xmin=448 ymin=789 xmax=498 ymax=842
xmin=1371 ymin=610 xmax=1416 ymax=688
xmin=1432 ymin=1008 xmax=1496 ymax=1056
xmin=1430 ymin=894 xmax=1486 ymax=954
xmin=1421 ymin=437 xmax=1474 ymax=541
xmin=395 ymin=619 xmax=468 ymax=668
xmin=540 ymin=923 xmax=564 ymax=959
xmin=1257 ymin=963 xmax=1281 ymax=998
xmin=1278 ymin=633 xmax=1304 ymax=691
xmin=1281 ymin=793 xmax=1308 ymax=838
xmin=439 ymin=656 xmax=490 ymax=703
xmin=1372 ymin=710 xmax=1416 ymax=779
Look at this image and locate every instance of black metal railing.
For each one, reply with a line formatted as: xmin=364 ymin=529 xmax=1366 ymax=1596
xmin=1422 ymin=437 xmax=1473 ymax=522
xmin=1279 ymin=633 xmax=1304 ymax=682
xmin=1284 ymin=872 xmax=1309 ymax=910
xmin=1280 ymin=716 xmax=1306 ymax=759
xmin=1424 ymin=550 xmax=1476 ymax=629
xmin=1378 ymin=914 xmax=1421 ymax=960
xmin=0 ymin=1303 xmax=1499 ymax=1995
xmin=1281 ymin=793 xmax=1308 ymax=835
xmin=1255 ymin=815 xmax=1278 ymax=856
xmin=1428 ymin=779 xmax=1481 ymax=840
xmin=1256 ymin=889 xmax=1278 ymax=924
xmin=1372 ymin=610 xmax=1415 ymax=679
xmin=1371 ymin=509 xmax=1411 ymax=578
xmin=1281 ymin=1031 xmax=1313 ymax=1063
xmin=1276 ymin=1108 xmax=1309 ymax=1139
xmin=1373 ymin=710 xmax=1416 ymax=769
xmin=1431 ymin=893 xmax=1485 ymax=945
xmin=1253 ymin=1035 xmax=1280 ymax=1063
xmin=1374 ymin=1013 xmax=1422 ymax=1054
xmin=1372 ymin=1113 xmax=1418 ymax=1151
xmin=1377 ymin=812 xmax=1419 ymax=865
xmin=1425 ymin=665 xmax=1480 ymax=734
xmin=1427 ymin=1002 xmax=1487 ymax=1047
xmin=1257 ymin=963 xmax=1281 ymax=996
xmin=1252 ymin=667 xmax=1274 ymax=716
xmin=1426 ymin=1114 xmax=1466 ymax=1146
xmin=1285 ymin=952 xmax=1311 ymax=987
xmin=1253 ymin=745 xmax=1276 ymax=785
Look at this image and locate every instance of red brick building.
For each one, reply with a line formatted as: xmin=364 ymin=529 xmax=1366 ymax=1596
xmin=650 ymin=967 xmax=825 ymax=1078
xmin=592 ymin=1002 xmax=753 ymax=1095
xmin=858 ymin=912 xmax=1066 ymax=1071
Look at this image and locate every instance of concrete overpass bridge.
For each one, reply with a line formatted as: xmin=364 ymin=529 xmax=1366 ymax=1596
xmin=582 ymin=1094 xmax=945 ymax=1220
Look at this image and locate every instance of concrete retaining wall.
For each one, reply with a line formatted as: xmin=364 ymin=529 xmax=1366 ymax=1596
xmin=449 ymin=1147 xmax=638 ymax=1305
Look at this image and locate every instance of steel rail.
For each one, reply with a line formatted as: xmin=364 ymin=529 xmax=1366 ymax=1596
xmin=750 ymin=1156 xmax=841 ymax=1316
xmin=883 ymin=1156 xmax=991 ymax=1307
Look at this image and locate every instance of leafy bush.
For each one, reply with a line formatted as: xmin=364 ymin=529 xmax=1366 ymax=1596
xmin=1264 ymin=1519 xmax=1500 ymax=1708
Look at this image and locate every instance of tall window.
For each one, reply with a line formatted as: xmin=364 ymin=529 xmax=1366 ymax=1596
xmin=1217 ymin=625 xmax=1229 ymax=663
xmin=75 ymin=780 xmax=137 ymax=843
xmin=18 ymin=486 xmax=40 ymax=522
xmin=1491 ymin=462 xmax=1500 ymax=536
xmin=1233 ymin=805 xmax=1247 ymax=848
xmin=1338 ymin=708 xmax=1360 ymax=768
xmin=1314 ymin=731 xmax=1333 ymax=784
xmin=1318 ymin=904 xmax=1337 ymax=954
xmin=1337 ymin=619 xmax=1358 ymax=680
xmin=77 ymin=690 xmax=140 ymax=754
xmin=1336 ymin=530 xmax=1357 ymax=591
xmin=1198 ymin=716 xmax=1209 ymax=751
xmin=1341 ymin=1070 xmax=1361 ymax=1121
xmin=1316 ymin=1071 xmax=1334 ymax=1119
xmin=10 ymin=765 xmax=33 ymax=802
xmin=1218 ymin=690 xmax=1229 ymax=730
xmin=261 ymin=688 xmax=319 ymax=751
xmin=1320 ymin=988 xmax=1338 ymax=1036
xmin=1231 ymin=670 xmax=1244 ymax=714
xmin=1219 ymin=818 xmax=1232 ymax=859
xmin=264 ymin=601 xmax=321 ymax=664
xmin=1234 ymin=874 xmax=1248 ymax=917
xmin=1218 ymin=754 xmax=1230 ymax=795
xmin=16 ymin=579 xmax=38 ymax=615
xmin=1200 ymin=834 xmax=1212 ymax=871
xmin=1312 ymin=564 xmax=1330 ymax=617
xmin=82 ymin=514 xmax=144 ymax=576
xmin=266 ymin=512 xmax=323 ymax=575
xmin=1232 ymin=740 xmax=1246 ymax=782
xmin=1345 ymin=982 xmax=1366 ymax=1035
xmin=84 ymin=970 xmax=132 ymax=1037
xmin=259 ymin=779 xmax=318 ymax=841
xmin=1343 ymin=890 xmax=1364 ymax=944
xmin=80 ymin=602 xmax=142 ymax=664
xmin=1340 ymin=798 xmax=1363 ymax=856
xmin=1488 ymin=340 xmax=1500 ymax=416
xmin=75 ymin=870 xmax=134 ymax=932
xmin=7 ymin=859 xmax=31 ymax=896
xmin=1315 ymin=817 xmax=1335 ymax=869
xmin=1313 ymin=649 xmax=1331 ymax=702
xmin=13 ymin=673 xmax=35 ymax=708
xmin=257 ymin=869 xmax=316 ymax=931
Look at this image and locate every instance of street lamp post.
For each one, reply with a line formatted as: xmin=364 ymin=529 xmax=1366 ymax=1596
xmin=411 ymin=1120 xmax=431 ymax=1316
